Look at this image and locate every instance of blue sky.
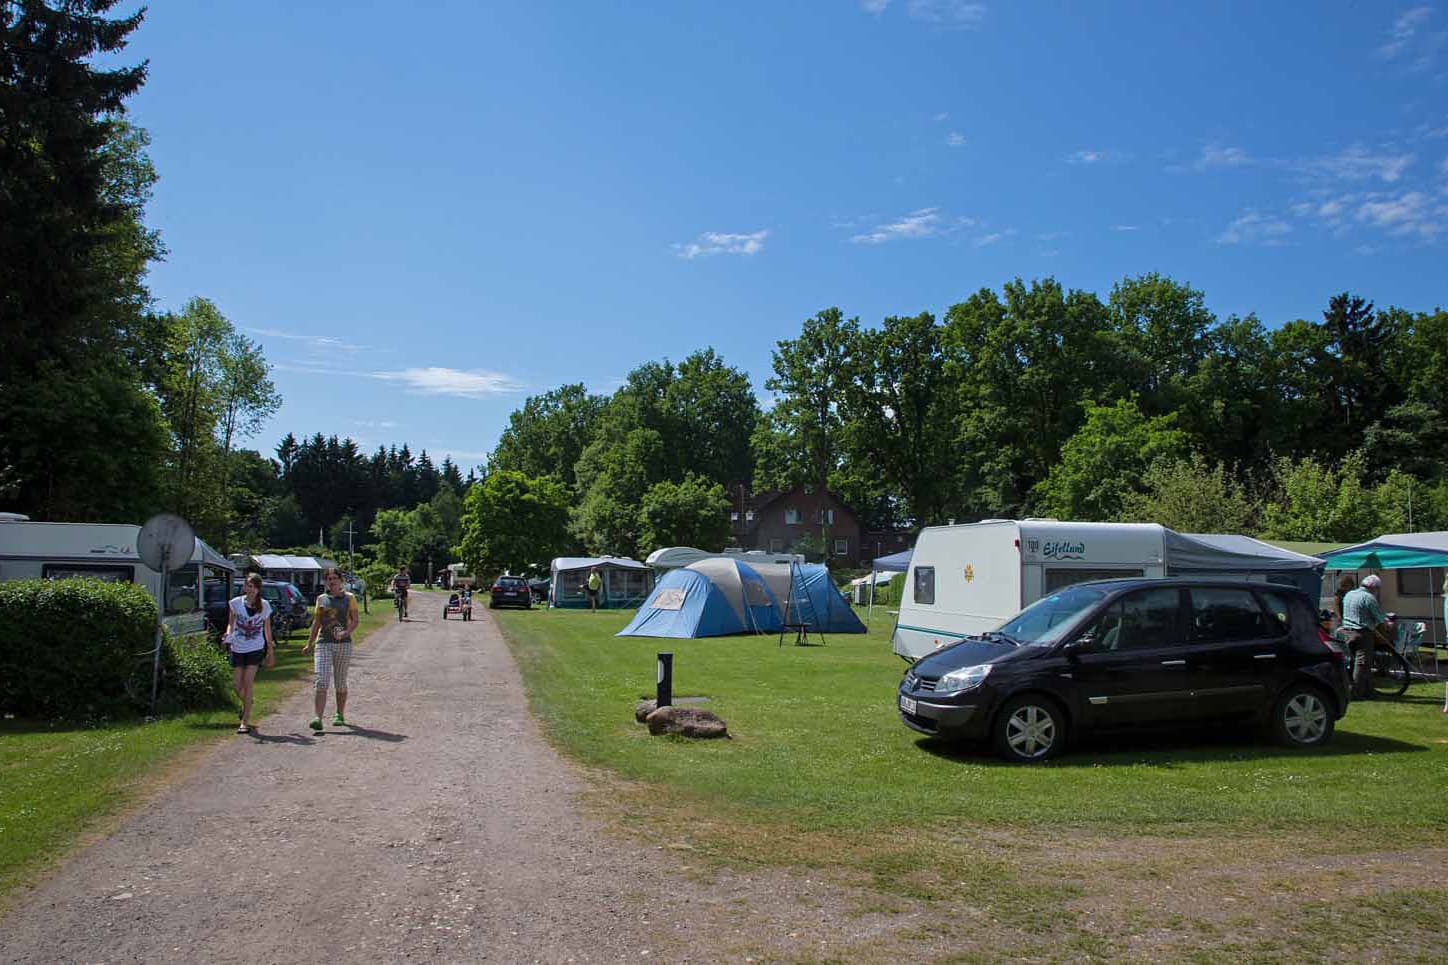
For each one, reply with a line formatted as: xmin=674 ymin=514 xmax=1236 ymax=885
xmin=125 ymin=1 xmax=1448 ymax=472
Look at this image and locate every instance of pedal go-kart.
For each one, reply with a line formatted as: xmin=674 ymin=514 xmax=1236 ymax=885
xmin=443 ymin=592 xmax=473 ymax=622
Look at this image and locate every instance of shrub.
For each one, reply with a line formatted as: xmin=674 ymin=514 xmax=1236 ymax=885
xmin=155 ymin=632 xmax=235 ymax=714
xmin=359 ymin=560 xmax=396 ymax=599
xmin=0 ymin=580 xmax=235 ymax=719
xmin=0 ymin=578 xmax=157 ymax=719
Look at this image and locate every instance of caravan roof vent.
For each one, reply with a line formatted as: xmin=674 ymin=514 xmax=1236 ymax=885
xmin=1022 ymin=517 xmax=1060 ymax=522
xmin=976 ymin=518 xmax=1011 ymax=524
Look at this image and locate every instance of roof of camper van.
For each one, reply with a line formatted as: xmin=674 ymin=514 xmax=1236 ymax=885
xmin=0 ymin=520 xmax=233 ymax=570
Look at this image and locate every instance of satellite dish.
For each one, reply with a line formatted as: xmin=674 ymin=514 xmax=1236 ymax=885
xmin=138 ymin=513 xmax=195 ymax=573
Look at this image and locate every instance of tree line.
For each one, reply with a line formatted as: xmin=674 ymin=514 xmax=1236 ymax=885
xmin=461 ymin=279 xmax=1448 ymax=575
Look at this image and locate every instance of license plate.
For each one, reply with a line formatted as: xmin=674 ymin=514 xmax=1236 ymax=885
xmin=899 ymin=695 xmax=917 ymax=715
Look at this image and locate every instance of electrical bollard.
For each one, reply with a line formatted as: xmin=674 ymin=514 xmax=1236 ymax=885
xmin=656 ymin=651 xmax=673 ymax=708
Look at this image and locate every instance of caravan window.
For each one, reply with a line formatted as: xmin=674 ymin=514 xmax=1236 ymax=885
xmin=1044 ymin=568 xmax=1144 ymax=593
xmin=42 ymin=564 xmax=134 ymax=583
xmin=1398 ymin=567 xmax=1442 ymax=597
xmin=913 ymin=566 xmax=935 ymax=605
xmin=166 ymin=567 xmax=201 ymax=615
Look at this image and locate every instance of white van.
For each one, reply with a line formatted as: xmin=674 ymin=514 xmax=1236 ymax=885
xmin=891 ymin=520 xmax=1324 ymax=660
xmin=0 ymin=519 xmax=235 ymax=634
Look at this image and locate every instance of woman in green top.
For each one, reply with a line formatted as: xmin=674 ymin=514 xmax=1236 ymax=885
xmin=586 ymin=567 xmax=602 ymax=611
xmin=303 ymin=568 xmax=359 ymax=731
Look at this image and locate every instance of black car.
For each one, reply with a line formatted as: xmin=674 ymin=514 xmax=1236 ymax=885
xmin=203 ymin=579 xmax=306 ymax=642
xmin=897 ymin=578 xmax=1350 ymax=763
xmin=490 ymin=575 xmax=532 ymax=609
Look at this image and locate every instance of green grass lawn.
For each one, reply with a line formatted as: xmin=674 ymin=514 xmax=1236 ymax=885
xmin=0 ymin=601 xmax=392 ymax=900
xmin=495 ymin=606 xmax=1448 ymax=834
xmin=496 ymin=607 xmax=1448 ymax=957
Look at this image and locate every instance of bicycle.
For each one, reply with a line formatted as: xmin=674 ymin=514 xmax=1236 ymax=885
xmin=1340 ymin=628 xmax=1411 ymax=700
xmin=393 ymin=592 xmax=405 ymax=622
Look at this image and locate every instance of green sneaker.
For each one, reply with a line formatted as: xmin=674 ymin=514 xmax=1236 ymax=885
xmin=308 ymin=717 xmax=322 ymax=732
xmin=332 ymin=712 xmax=345 ymax=726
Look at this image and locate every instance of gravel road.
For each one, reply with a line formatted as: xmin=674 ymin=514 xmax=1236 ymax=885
xmin=0 ymin=600 xmax=889 ymax=963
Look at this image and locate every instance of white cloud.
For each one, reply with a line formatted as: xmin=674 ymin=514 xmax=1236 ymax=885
xmin=1356 ymin=190 xmax=1447 ymax=239
xmin=946 ymin=131 xmax=966 ymax=147
xmin=1037 ymin=230 xmax=1070 ymax=241
xmin=1379 ymin=7 xmax=1438 ymax=62
xmin=1067 ymin=150 xmax=1106 ymax=164
xmin=352 ymin=419 xmax=398 ymax=430
xmin=248 ymin=327 xmax=367 ymax=353
xmin=972 ymin=228 xmax=1015 ymax=247
xmin=906 ymin=0 xmax=986 ymax=28
xmin=1195 ymin=144 xmax=1252 ymax=170
xmin=1112 ymin=224 xmax=1139 ymax=232
xmin=850 ymin=207 xmax=943 ymax=243
xmin=861 ymin=0 xmax=890 ymax=12
xmin=931 ymin=112 xmax=949 ymax=122
xmin=1217 ymin=211 xmax=1293 ymax=246
xmin=673 ymin=229 xmax=768 ymax=259
xmin=370 ymin=367 xmax=524 ymax=399
xmin=1307 ymin=146 xmax=1415 ymax=183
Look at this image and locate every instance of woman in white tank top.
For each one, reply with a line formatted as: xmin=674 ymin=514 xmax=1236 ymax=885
xmin=224 ymin=573 xmax=275 ymax=733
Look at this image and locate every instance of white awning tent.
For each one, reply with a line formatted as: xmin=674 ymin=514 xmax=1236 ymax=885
xmin=865 ymin=549 xmax=913 ymax=624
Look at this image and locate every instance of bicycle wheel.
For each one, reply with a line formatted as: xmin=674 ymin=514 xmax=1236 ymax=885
xmin=1370 ymin=648 xmax=1411 ymax=699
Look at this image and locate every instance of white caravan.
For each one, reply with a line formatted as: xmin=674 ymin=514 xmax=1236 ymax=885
xmin=0 ymin=518 xmax=235 ymax=634
xmin=891 ymin=520 xmax=1324 ymax=660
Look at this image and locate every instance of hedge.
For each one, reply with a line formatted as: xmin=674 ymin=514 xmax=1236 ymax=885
xmin=0 ymin=579 xmax=233 ymax=719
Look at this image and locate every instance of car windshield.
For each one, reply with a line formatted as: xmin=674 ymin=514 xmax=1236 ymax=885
xmin=500 ymin=577 xmax=525 ymax=586
xmin=994 ymin=585 xmax=1109 ymax=647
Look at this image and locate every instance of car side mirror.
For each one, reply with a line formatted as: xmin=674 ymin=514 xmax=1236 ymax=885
xmin=1064 ymin=633 xmax=1095 ymax=656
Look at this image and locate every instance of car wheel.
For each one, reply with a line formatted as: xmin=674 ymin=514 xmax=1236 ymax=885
xmin=1271 ymin=682 xmax=1335 ymax=748
xmin=992 ymin=694 xmax=1067 ymax=764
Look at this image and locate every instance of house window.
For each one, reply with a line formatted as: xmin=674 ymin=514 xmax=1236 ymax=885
xmin=784 ymin=508 xmax=802 ymax=525
xmin=769 ymin=538 xmax=785 ymax=553
xmin=833 ymin=538 xmax=848 ymax=556
xmin=817 ymin=508 xmax=835 ymax=525
xmin=745 ymin=511 xmax=754 ymax=522
xmin=730 ymin=511 xmax=739 ymax=521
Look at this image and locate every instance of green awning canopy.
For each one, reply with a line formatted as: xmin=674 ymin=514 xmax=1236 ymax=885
xmin=1320 ymin=534 xmax=1448 ymax=570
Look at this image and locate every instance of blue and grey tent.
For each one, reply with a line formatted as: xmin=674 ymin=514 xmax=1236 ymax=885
xmin=617 ymin=558 xmax=783 ymax=638
xmin=773 ymin=562 xmax=867 ymax=634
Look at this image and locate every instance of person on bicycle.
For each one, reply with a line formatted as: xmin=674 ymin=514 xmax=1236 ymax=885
xmin=391 ymin=566 xmax=411 ymax=618
xmin=1341 ymin=574 xmax=1389 ymax=700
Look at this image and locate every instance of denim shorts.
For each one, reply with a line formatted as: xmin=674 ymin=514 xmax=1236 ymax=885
xmin=229 ymin=647 xmax=266 ymax=668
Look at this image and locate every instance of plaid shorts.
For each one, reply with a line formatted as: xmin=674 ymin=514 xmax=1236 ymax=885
xmin=314 ymin=639 xmax=353 ymax=691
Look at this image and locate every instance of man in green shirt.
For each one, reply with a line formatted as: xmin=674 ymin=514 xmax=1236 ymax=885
xmin=1340 ymin=574 xmax=1389 ymax=699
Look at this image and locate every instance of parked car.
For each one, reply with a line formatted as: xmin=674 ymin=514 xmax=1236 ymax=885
xmin=260 ymin=580 xmax=309 ymax=639
xmin=203 ymin=578 xmax=306 ymax=643
xmin=897 ymin=578 xmax=1350 ymax=763
xmin=490 ymin=575 xmax=533 ymax=609
xmin=528 ymin=577 xmax=550 ymax=604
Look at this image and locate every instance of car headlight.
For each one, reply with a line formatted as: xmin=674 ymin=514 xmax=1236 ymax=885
xmin=934 ymin=663 xmax=992 ymax=695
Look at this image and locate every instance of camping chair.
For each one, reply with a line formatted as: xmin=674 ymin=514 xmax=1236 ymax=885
xmin=1394 ymin=621 xmax=1434 ymax=677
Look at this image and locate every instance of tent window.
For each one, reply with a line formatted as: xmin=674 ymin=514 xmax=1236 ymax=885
xmin=1398 ymin=567 xmax=1441 ymax=597
xmin=913 ymin=566 xmax=935 ymax=605
xmin=743 ymin=580 xmax=771 ymax=607
xmin=609 ymin=569 xmax=649 ymax=602
xmin=653 ymin=588 xmax=687 ymax=610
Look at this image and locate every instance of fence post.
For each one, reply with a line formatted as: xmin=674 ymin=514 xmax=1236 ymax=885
xmin=656 ymin=651 xmax=673 ymax=707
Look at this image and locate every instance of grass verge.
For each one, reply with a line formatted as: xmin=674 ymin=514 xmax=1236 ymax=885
xmin=494 ymin=606 xmax=1448 ymax=959
xmin=0 ymin=601 xmax=391 ymax=901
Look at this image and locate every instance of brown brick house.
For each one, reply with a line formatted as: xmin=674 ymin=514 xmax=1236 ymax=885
xmin=725 ymin=485 xmax=911 ymax=567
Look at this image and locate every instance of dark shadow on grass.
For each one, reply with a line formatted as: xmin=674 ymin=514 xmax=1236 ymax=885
xmin=323 ymin=725 xmax=407 ymax=743
xmin=915 ymin=722 xmax=1428 ymax=767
